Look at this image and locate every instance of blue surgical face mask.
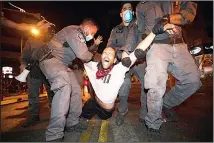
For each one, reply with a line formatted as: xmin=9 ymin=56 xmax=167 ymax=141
xmin=123 ymin=10 xmax=133 ymax=23
xmin=86 ymin=34 xmax=93 ymax=41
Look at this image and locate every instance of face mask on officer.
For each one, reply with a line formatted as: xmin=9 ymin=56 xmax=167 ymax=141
xmin=84 ymin=26 xmax=95 ymax=41
xmin=122 ymin=10 xmax=133 ymax=23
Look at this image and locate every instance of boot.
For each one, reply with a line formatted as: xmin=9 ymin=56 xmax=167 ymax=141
xmin=22 ymin=115 xmax=40 ymax=128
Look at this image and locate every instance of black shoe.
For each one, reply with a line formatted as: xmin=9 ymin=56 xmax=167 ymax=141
xmin=65 ymin=123 xmax=88 ymax=132
xmin=115 ymin=113 xmax=125 ymax=126
xmin=49 ymin=138 xmax=63 ymax=142
xmin=147 ymin=128 xmax=161 ymax=142
xmin=163 ymin=106 xmax=179 ymax=122
xmin=22 ymin=115 xmax=40 ymax=128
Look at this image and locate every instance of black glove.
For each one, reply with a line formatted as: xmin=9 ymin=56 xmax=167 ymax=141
xmin=134 ymin=49 xmax=146 ymax=60
xmin=152 ymin=14 xmax=171 ymax=35
xmin=152 ymin=18 xmax=167 ymax=35
xmin=121 ymin=57 xmax=131 ymax=68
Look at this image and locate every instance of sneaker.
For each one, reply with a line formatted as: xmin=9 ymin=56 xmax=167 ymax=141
xmin=163 ymin=106 xmax=179 ymax=122
xmin=115 ymin=113 xmax=125 ymax=126
xmin=147 ymin=128 xmax=161 ymax=142
xmin=65 ymin=123 xmax=88 ymax=132
xmin=22 ymin=115 xmax=40 ymax=128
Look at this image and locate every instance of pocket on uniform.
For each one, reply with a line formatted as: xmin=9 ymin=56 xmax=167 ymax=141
xmin=49 ymin=71 xmax=70 ymax=92
xmin=144 ymin=64 xmax=158 ymax=89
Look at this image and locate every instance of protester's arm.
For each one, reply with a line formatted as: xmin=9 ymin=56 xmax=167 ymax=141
xmin=121 ymin=23 xmax=174 ymax=68
xmin=164 ymin=1 xmax=197 ymax=25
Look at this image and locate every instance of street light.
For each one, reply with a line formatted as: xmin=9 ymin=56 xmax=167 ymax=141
xmin=31 ymin=27 xmax=40 ymax=36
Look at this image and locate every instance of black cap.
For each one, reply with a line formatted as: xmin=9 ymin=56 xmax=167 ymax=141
xmin=120 ymin=1 xmax=133 ymax=10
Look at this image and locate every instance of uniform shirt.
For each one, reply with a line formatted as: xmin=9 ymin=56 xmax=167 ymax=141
xmin=20 ymin=37 xmax=47 ymax=67
xmin=106 ymin=20 xmax=141 ymax=54
xmin=136 ymin=1 xmax=197 ymax=41
xmin=84 ymin=52 xmax=137 ymax=104
xmin=48 ymin=25 xmax=93 ymax=66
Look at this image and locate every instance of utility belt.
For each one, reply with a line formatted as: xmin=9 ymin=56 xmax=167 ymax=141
xmin=153 ymin=37 xmax=184 ymax=45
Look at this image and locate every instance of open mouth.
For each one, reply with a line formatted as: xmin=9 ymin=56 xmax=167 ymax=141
xmin=103 ymin=59 xmax=109 ymax=66
xmin=104 ymin=59 xmax=109 ymax=62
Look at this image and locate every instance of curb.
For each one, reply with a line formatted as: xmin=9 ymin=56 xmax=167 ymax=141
xmin=1 ymin=94 xmax=47 ymax=106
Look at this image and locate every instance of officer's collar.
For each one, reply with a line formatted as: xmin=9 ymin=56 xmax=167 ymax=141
xmin=77 ymin=27 xmax=86 ymax=39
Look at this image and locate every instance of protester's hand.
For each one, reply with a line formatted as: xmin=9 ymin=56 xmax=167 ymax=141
xmin=94 ymin=35 xmax=103 ymax=45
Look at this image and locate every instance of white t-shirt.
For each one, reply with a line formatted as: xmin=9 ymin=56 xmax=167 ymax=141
xmin=84 ymin=52 xmax=137 ymax=104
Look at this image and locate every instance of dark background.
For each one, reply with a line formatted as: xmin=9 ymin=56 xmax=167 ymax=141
xmin=2 ymin=1 xmax=213 ymax=53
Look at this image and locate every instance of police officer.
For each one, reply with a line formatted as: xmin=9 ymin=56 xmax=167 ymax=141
xmin=106 ymin=2 xmax=147 ymax=125
xmin=20 ymin=27 xmax=54 ymax=128
xmin=37 ymin=18 xmax=99 ymax=142
xmin=136 ymin=1 xmax=201 ymax=140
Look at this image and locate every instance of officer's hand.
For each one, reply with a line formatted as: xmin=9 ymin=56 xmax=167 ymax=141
xmin=121 ymin=57 xmax=131 ymax=68
xmin=152 ymin=19 xmax=174 ymax=35
xmin=94 ymin=35 xmax=103 ymax=45
xmin=134 ymin=49 xmax=146 ymax=60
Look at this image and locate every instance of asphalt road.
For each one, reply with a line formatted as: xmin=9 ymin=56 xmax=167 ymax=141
xmin=1 ymin=79 xmax=213 ymax=142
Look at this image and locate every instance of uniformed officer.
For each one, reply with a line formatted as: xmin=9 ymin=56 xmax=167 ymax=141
xmin=20 ymin=28 xmax=54 ymax=128
xmin=106 ymin=2 xmax=147 ymax=125
xmin=136 ymin=1 xmax=201 ymax=140
xmin=38 ymin=18 xmax=99 ymax=142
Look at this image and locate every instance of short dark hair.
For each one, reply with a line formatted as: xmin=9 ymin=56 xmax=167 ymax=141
xmin=120 ymin=1 xmax=133 ymax=10
xmin=81 ymin=18 xmax=99 ymax=29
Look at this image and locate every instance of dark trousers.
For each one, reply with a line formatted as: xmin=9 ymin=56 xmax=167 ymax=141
xmin=81 ymin=98 xmax=113 ymax=120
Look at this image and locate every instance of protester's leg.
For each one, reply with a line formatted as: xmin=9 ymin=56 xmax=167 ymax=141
xmin=116 ymin=72 xmax=132 ymax=125
xmin=144 ymin=44 xmax=171 ymax=130
xmin=163 ymin=43 xmax=202 ymax=121
xmin=95 ymin=101 xmax=113 ymax=120
xmin=131 ymin=62 xmax=147 ymax=120
xmin=81 ymin=98 xmax=97 ymax=119
xmin=22 ymin=75 xmax=42 ymax=128
xmin=40 ymin=58 xmax=72 ymax=141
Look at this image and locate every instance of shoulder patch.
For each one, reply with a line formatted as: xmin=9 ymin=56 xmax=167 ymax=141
xmin=77 ymin=33 xmax=86 ymax=43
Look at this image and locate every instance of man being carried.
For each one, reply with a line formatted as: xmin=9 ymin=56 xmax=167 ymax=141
xmin=81 ymin=19 xmax=174 ymax=120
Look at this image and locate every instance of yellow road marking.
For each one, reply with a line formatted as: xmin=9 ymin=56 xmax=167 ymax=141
xmin=80 ymin=119 xmax=95 ymax=142
xmin=98 ymin=120 xmax=109 ymax=142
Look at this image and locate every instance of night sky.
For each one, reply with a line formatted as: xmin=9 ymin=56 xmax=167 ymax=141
xmin=2 ymin=1 xmax=213 ymax=53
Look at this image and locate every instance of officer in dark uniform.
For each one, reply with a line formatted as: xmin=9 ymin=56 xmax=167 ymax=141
xmin=106 ymin=2 xmax=147 ymax=125
xmin=136 ymin=1 xmax=201 ymax=139
xmin=38 ymin=18 xmax=99 ymax=142
xmin=20 ymin=27 xmax=54 ymax=128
